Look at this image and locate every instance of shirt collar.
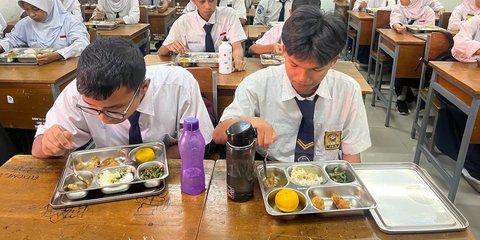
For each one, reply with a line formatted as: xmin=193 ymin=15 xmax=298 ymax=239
xmin=280 ymin=66 xmax=333 ymax=101
xmin=195 ymin=9 xmax=217 ymax=25
xmin=135 ymin=80 xmax=155 ymax=116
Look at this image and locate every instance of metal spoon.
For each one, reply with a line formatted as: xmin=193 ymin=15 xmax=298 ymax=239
xmin=71 ymin=161 xmax=89 ymax=185
xmin=263 ymin=152 xmax=269 ymax=180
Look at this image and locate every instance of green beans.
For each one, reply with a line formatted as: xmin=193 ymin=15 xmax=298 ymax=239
xmin=329 ymin=167 xmax=347 ymax=183
xmin=140 ymin=166 xmax=164 ymax=180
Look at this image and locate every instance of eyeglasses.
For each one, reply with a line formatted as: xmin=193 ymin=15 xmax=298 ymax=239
xmin=76 ymin=84 xmax=142 ymax=120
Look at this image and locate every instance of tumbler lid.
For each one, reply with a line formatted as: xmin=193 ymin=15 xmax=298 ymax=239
xmin=226 ymin=121 xmax=257 ymax=147
xmin=183 ymin=117 xmax=199 ymax=131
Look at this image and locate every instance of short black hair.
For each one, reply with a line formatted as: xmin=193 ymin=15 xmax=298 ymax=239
xmin=282 ymin=7 xmax=346 ymax=67
xmin=76 ymin=37 xmax=146 ymax=100
xmin=292 ymin=0 xmax=321 ymax=11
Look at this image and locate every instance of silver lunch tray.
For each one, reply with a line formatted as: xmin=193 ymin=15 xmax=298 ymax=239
xmin=260 ymin=54 xmax=284 ymax=66
xmin=406 ymin=25 xmax=444 ymax=33
xmin=0 ymin=48 xmax=55 ymax=64
xmin=175 ymin=52 xmax=218 ymax=67
xmin=353 ymin=162 xmax=469 ymax=233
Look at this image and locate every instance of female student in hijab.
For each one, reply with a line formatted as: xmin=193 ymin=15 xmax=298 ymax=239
xmin=61 ymin=0 xmax=83 ymax=21
xmin=389 ymin=0 xmax=435 ymax=115
xmin=451 ymin=15 xmax=480 ymax=62
xmin=448 ymin=0 xmax=480 ymax=32
xmin=91 ymin=0 xmax=140 ymax=24
xmin=353 ymin=0 xmax=396 ymax=12
xmin=0 ymin=0 xmax=90 ymax=65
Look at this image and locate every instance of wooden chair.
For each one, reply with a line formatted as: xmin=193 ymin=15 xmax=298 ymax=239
xmin=366 ymin=10 xmax=391 ymax=84
xmin=139 ymin=6 xmax=149 ymax=24
xmin=88 ymin=27 xmax=98 ymax=42
xmin=437 ymin=11 xmax=452 ymax=29
xmin=410 ymin=32 xmax=451 ymax=148
xmin=185 ymin=67 xmax=218 ymax=122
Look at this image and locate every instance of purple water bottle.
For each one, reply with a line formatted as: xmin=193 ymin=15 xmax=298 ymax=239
xmin=179 ymin=117 xmax=206 ymax=195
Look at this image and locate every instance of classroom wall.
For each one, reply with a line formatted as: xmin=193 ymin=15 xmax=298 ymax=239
xmin=0 ymin=0 xmax=23 ymax=22
xmin=322 ymin=0 xmax=463 ymax=12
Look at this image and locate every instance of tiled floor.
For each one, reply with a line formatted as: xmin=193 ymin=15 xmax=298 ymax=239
xmin=358 ymin=68 xmax=479 ymax=238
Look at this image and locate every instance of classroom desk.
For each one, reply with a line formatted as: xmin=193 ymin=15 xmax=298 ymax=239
xmin=247 ymin=8 xmax=256 ymax=25
xmin=94 ymin=23 xmax=150 ymax=49
xmin=0 ymin=156 xmax=215 ymax=239
xmin=414 ymin=61 xmax=480 ymax=202
xmin=372 ymin=29 xmax=426 ymax=127
xmin=144 ymin=55 xmax=372 ymax=115
xmin=0 ymin=58 xmax=79 ymax=129
xmin=347 ymin=11 xmax=374 ymax=62
xmin=148 ymin=7 xmax=177 ymax=41
xmin=197 ymin=160 xmax=474 ymax=240
xmin=243 ymin=25 xmax=270 ymax=41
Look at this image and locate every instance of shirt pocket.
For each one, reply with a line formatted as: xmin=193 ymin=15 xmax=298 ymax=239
xmin=315 ymin=123 xmax=343 ymax=161
xmin=269 ymin=120 xmax=296 ymax=161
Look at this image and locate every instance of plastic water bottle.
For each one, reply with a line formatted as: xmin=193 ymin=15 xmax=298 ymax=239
xmin=218 ymin=36 xmax=233 ymax=74
xmin=179 ymin=117 xmax=206 ymax=195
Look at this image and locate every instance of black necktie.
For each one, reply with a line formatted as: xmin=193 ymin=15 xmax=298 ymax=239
xmin=128 ymin=111 xmax=143 ymax=144
xmin=278 ymin=0 xmax=287 ymax=22
xmin=294 ymin=95 xmax=319 ymax=162
xmin=203 ymin=24 xmax=215 ymax=52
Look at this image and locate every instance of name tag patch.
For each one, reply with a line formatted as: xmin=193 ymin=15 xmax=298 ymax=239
xmin=324 ymin=131 xmax=341 ymax=150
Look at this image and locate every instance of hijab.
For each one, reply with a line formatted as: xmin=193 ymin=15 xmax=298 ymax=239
xmin=61 ymin=0 xmax=81 ymax=13
xmin=18 ymin=0 xmax=68 ymax=48
xmin=400 ymin=0 xmax=425 ymax=20
xmin=462 ymin=0 xmax=480 ymax=13
xmin=105 ymin=0 xmax=130 ymax=13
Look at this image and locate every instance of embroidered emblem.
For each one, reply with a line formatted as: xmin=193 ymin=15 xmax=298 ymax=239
xmin=257 ymin=5 xmax=264 ymax=15
xmin=324 ymin=131 xmax=341 ymax=150
xmin=297 ymin=139 xmax=314 ymax=150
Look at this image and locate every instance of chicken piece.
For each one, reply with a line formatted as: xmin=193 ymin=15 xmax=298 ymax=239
xmin=331 ymin=192 xmax=351 ymax=209
xmin=311 ymin=196 xmax=325 ymax=210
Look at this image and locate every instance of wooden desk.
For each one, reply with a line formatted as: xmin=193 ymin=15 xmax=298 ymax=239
xmin=372 ymin=29 xmax=426 ymax=127
xmin=144 ymin=55 xmax=372 ymax=116
xmin=243 ymin=25 xmax=270 ymax=41
xmin=148 ymin=7 xmax=176 ymax=41
xmin=335 ymin=0 xmax=350 ymax=24
xmin=0 ymin=156 xmax=215 ymax=238
xmin=414 ymin=61 xmax=480 ymax=202
xmin=0 ymin=58 xmax=78 ymax=129
xmin=347 ymin=11 xmax=374 ymax=63
xmin=198 ymin=160 xmax=474 ymax=239
xmin=246 ymin=8 xmax=256 ymax=25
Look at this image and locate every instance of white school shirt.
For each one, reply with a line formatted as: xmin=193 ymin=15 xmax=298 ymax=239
xmin=0 ymin=14 xmax=89 ymax=60
xmin=163 ymin=7 xmax=246 ymax=52
xmin=254 ymin=22 xmax=283 ymax=45
xmin=220 ymin=65 xmax=371 ymax=162
xmin=352 ymin=0 xmax=396 ymax=11
xmin=92 ymin=0 xmax=140 ymax=24
xmin=35 ymin=65 xmax=214 ymax=149
xmin=390 ymin=4 xmax=435 ymax=28
xmin=182 ymin=0 xmax=247 ymax=20
xmin=0 ymin=13 xmax=6 ymax=37
xmin=448 ymin=4 xmax=480 ymax=32
xmin=253 ymin=0 xmax=292 ymax=25
xmin=422 ymin=0 xmax=443 ymax=12
xmin=451 ymin=16 xmax=480 ymax=62
xmin=61 ymin=0 xmax=83 ymax=22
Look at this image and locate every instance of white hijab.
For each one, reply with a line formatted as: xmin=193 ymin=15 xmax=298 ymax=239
xmin=61 ymin=0 xmax=81 ymax=12
xmin=106 ymin=0 xmax=129 ymax=13
xmin=18 ymin=0 xmax=68 ymax=48
xmin=462 ymin=0 xmax=480 ymax=13
xmin=401 ymin=0 xmax=425 ymax=20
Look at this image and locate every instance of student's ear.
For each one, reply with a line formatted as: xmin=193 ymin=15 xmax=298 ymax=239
xmin=329 ymin=56 xmax=339 ymax=67
xmin=141 ymin=79 xmax=151 ymax=95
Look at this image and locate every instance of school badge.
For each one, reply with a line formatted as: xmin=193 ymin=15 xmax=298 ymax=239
xmin=324 ymin=131 xmax=341 ymax=150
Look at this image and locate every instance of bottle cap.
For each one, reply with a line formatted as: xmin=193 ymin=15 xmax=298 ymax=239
xmin=226 ymin=121 xmax=257 ymax=147
xmin=183 ymin=117 xmax=199 ymax=131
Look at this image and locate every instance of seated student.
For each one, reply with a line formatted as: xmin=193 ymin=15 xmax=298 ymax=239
xmin=423 ymin=0 xmax=445 ymax=16
xmin=158 ymin=0 xmax=247 ymax=71
xmin=254 ymin=0 xmax=292 ymax=25
xmin=448 ymin=0 xmax=480 ymax=33
xmin=249 ymin=0 xmax=320 ymax=55
xmin=0 ymin=123 xmax=17 ymax=166
xmin=183 ymin=0 xmax=247 ymax=25
xmin=0 ymin=0 xmax=90 ymax=65
xmin=61 ymin=0 xmax=83 ymax=21
xmin=140 ymin=0 xmax=170 ymax=13
xmin=213 ymin=7 xmax=371 ymax=163
xmin=352 ymin=0 xmax=396 ymax=12
xmin=91 ymin=0 xmax=140 ymax=24
xmin=32 ymin=37 xmax=214 ymax=158
xmin=390 ymin=0 xmax=435 ymax=115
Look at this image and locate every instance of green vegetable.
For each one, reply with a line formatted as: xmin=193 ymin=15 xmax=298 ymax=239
xmin=140 ymin=165 xmax=164 ymax=180
xmin=329 ymin=167 xmax=348 ymax=183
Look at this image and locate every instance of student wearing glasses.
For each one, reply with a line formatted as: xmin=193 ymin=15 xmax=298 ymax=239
xmin=31 ymin=37 xmax=214 ymax=158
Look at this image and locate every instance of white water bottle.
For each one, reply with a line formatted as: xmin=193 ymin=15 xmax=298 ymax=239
xmin=218 ymin=36 xmax=233 ymax=74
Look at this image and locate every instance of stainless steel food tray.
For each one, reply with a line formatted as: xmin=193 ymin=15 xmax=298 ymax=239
xmin=85 ymin=21 xmax=119 ymax=30
xmin=175 ymin=52 xmax=218 ymax=67
xmin=406 ymin=25 xmax=444 ymax=34
xmin=256 ymin=160 xmax=377 ymax=217
xmin=260 ymin=54 xmax=284 ymax=66
xmin=0 ymin=48 xmax=54 ymax=64
xmin=353 ymin=162 xmax=469 ymax=233
xmin=49 ymin=142 xmax=169 ymax=208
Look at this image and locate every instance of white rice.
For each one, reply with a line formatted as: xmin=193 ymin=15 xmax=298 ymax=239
xmin=98 ymin=169 xmax=133 ymax=186
xmin=290 ymin=166 xmax=323 ymax=186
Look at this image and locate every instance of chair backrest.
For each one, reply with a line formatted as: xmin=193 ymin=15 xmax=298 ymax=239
xmin=349 ymin=0 xmax=356 ymax=10
xmin=185 ymin=67 xmax=218 ymax=122
xmin=369 ymin=10 xmax=391 ymax=52
xmin=88 ymin=27 xmax=97 ymax=42
xmin=437 ymin=11 xmax=452 ymax=29
xmin=139 ymin=6 xmax=149 ymax=23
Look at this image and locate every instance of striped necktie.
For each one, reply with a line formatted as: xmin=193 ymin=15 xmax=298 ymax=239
xmin=294 ymin=95 xmax=318 ymax=162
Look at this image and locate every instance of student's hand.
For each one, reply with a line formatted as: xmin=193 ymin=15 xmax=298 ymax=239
xmin=93 ymin=8 xmax=106 ymax=20
xmin=359 ymin=1 xmax=367 ymax=10
xmin=165 ymin=40 xmax=188 ymax=55
xmin=272 ymin=43 xmax=283 ymax=55
xmin=41 ymin=124 xmax=73 ymax=157
xmin=36 ymin=52 xmax=62 ymax=65
xmin=233 ymin=58 xmax=247 ymax=71
xmin=246 ymin=117 xmax=277 ymax=148
xmin=436 ymin=8 xmax=445 ymax=17
xmin=393 ymin=23 xmax=406 ymax=33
